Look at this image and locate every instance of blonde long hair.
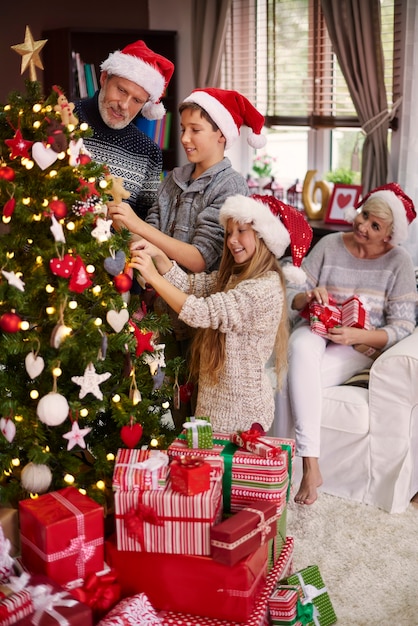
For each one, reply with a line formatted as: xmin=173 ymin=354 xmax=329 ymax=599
xmin=188 ymin=232 xmax=289 ymax=387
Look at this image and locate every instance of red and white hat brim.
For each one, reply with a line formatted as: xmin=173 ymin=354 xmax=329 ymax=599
xmin=101 ymin=50 xmax=165 ymax=103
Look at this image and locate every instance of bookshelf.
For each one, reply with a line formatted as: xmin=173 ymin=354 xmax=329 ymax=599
xmin=41 ymin=28 xmax=178 ymax=171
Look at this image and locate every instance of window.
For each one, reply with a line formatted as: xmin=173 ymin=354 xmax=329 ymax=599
xmin=221 ymin=0 xmax=400 ymax=190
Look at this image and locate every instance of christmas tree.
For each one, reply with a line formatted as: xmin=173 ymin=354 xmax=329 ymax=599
xmin=0 ymin=39 xmax=180 ymax=509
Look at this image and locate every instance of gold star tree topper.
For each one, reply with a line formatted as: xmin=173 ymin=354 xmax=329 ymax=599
xmin=11 ymin=25 xmax=47 ymax=81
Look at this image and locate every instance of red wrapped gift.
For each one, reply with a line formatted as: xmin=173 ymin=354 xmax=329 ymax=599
xmin=19 ymin=487 xmax=104 ymax=586
xmin=168 ymin=433 xmax=290 ymax=514
xmin=230 ymin=429 xmax=292 ymax=460
xmin=0 ymin=589 xmax=33 ymax=626
xmin=309 ymin=299 xmax=341 ymax=337
xmin=157 ymin=536 xmax=295 ymax=626
xmin=269 ymin=584 xmax=303 ymax=624
xmin=341 ymin=295 xmax=370 ymax=329
xmin=210 ymin=501 xmax=279 ymax=566
xmin=169 ymin=455 xmax=212 ymax=495
xmin=13 ymin=574 xmax=93 ymax=626
xmin=113 ymin=448 xmax=169 ymax=491
xmin=114 ymin=474 xmax=222 ymax=555
xmin=65 ymin=568 xmax=121 ymax=622
xmin=97 ymin=593 xmax=162 ymax=625
xmin=105 ymin=535 xmax=269 ymax=623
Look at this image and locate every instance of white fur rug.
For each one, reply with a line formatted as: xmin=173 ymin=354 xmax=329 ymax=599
xmin=286 ymin=493 xmax=418 ymax=625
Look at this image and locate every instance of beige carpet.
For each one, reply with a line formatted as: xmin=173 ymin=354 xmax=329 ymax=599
xmin=286 ymin=493 xmax=418 ymax=625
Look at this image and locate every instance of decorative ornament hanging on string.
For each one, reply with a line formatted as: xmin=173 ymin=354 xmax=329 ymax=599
xmin=50 ymin=252 xmax=75 ymax=278
xmin=62 ymin=419 xmax=92 ymax=451
xmin=105 ymin=174 xmax=131 ymax=204
xmin=179 ymin=381 xmax=195 ymax=404
xmin=143 ymin=343 xmax=166 ymax=375
xmin=152 ymin=365 xmax=165 ymax=392
xmin=50 ymin=214 xmax=66 ymax=243
xmin=21 ymin=462 xmax=52 ymax=494
xmin=77 ymin=178 xmax=100 ymax=201
xmin=45 ymin=118 xmax=67 ymax=153
xmin=10 ymin=25 xmax=47 ymax=81
xmin=5 ymin=128 xmax=34 ymax=160
xmin=49 ymin=199 xmax=68 ymax=219
xmin=104 ymin=249 xmax=126 ymax=276
xmin=0 ymin=311 xmax=21 ymax=333
xmin=37 ymin=391 xmax=69 ymax=426
xmin=120 ymin=417 xmax=143 ymax=449
xmin=91 ymin=217 xmax=113 ymax=242
xmin=25 ymin=344 xmax=45 ymax=379
xmin=50 ymin=303 xmax=71 ymax=348
xmin=0 ymin=417 xmax=16 ymax=443
xmin=106 ymin=308 xmax=129 ymax=333
xmin=129 ymin=367 xmax=142 ymax=406
xmin=113 ymin=272 xmax=133 ymax=293
xmin=68 ymin=255 xmax=93 ymax=293
xmin=71 ymin=362 xmax=111 ymax=400
xmin=3 ymin=196 xmax=16 ymax=219
xmin=129 ymin=321 xmax=154 ymax=357
xmin=0 ymin=165 xmax=15 ymax=181
xmin=32 ymin=141 xmax=58 ymax=170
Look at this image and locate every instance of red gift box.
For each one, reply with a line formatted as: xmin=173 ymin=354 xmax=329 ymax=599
xmin=169 ymin=455 xmax=212 ymax=495
xmin=269 ymin=584 xmax=302 ymax=624
xmin=105 ymin=534 xmax=270 ymax=622
xmin=309 ymin=300 xmax=341 ymax=337
xmin=12 ymin=574 xmax=93 ymax=626
xmin=113 ymin=475 xmax=222 ymax=555
xmin=0 ymin=589 xmax=33 ymax=626
xmin=168 ymin=433 xmax=290 ymax=514
xmin=19 ymin=487 xmax=104 ymax=586
xmin=341 ymin=295 xmax=370 ymax=329
xmin=210 ymin=501 xmax=279 ymax=566
xmin=113 ymin=448 xmax=169 ymax=491
xmin=230 ymin=430 xmax=293 ymax=461
xmin=157 ymin=536 xmax=295 ymax=626
xmin=97 ymin=593 xmax=162 ymax=625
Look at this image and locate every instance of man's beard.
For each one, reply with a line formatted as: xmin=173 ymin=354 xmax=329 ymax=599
xmin=98 ymin=90 xmax=130 ymax=130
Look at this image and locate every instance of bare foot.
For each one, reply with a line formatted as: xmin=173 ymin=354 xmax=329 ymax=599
xmin=294 ymin=457 xmax=323 ymax=505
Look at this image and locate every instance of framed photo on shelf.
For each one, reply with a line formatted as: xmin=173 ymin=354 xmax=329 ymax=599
xmin=325 ymin=184 xmax=362 ymax=225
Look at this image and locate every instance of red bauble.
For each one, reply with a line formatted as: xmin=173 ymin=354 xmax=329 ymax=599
xmin=179 ymin=382 xmax=194 ymax=403
xmin=78 ymin=154 xmax=91 ymax=165
xmin=0 ymin=166 xmax=15 ymax=181
xmin=120 ymin=422 xmax=143 ymax=448
xmin=113 ymin=272 xmax=133 ymax=293
xmin=0 ymin=312 xmax=21 ymax=333
xmin=3 ymin=198 xmax=16 ymax=218
xmin=49 ymin=199 xmax=67 ymax=219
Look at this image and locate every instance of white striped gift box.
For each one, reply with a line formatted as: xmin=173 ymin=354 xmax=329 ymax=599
xmin=0 ymin=589 xmax=33 ymax=625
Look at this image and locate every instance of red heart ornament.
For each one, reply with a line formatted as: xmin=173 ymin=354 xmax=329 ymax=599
xmin=179 ymin=382 xmax=194 ymax=403
xmin=337 ymin=193 xmax=352 ymax=209
xmin=120 ymin=422 xmax=143 ymax=448
xmin=50 ymin=254 xmax=75 ymax=278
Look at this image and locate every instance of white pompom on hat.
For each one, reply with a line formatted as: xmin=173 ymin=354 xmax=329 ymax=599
xmin=100 ymin=40 xmax=174 ymax=120
xmin=182 ymin=88 xmax=266 ymax=149
xmin=344 ymin=182 xmax=416 ymax=245
xmin=219 ymin=194 xmax=313 ymax=284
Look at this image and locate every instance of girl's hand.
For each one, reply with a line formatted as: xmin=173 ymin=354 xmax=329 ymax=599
xmin=129 ymin=249 xmax=160 ymax=285
xmin=130 ymin=239 xmax=172 ymax=274
xmin=107 ymin=201 xmax=140 ymax=232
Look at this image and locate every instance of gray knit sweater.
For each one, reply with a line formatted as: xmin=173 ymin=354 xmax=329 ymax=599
xmin=287 ymin=232 xmax=417 ymax=348
xmin=164 ymin=262 xmax=285 ymax=433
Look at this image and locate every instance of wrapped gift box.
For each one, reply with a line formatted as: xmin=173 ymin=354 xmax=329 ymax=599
xmin=97 ymin=592 xmax=162 ymax=625
xmin=269 ymin=506 xmax=287 ymax=571
xmin=105 ymin=535 xmax=269 ymax=622
xmin=0 ymin=589 xmax=33 ymax=626
xmin=184 ymin=416 xmax=213 ymax=449
xmin=269 ymin=584 xmax=305 ymax=625
xmin=230 ymin=430 xmax=291 ymax=460
xmin=309 ymin=301 xmax=341 ymax=337
xmin=113 ymin=472 xmax=222 ymax=554
xmin=169 ymin=456 xmax=212 ymax=495
xmin=113 ymin=448 xmax=169 ymax=491
xmin=157 ymin=536 xmax=294 ymax=626
xmin=168 ymin=433 xmax=290 ymax=514
xmin=0 ymin=508 xmax=20 ymax=557
xmin=19 ymin=487 xmax=104 ymax=586
xmin=12 ymin=574 xmax=93 ymax=626
xmin=341 ymin=295 xmax=370 ymax=329
xmin=210 ymin=501 xmax=279 ymax=566
xmin=281 ymin=565 xmax=337 ymax=625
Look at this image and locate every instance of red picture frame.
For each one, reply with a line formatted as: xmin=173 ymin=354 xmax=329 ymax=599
xmin=325 ymin=184 xmax=362 ymax=225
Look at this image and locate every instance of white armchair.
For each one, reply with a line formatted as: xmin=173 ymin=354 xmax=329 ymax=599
xmin=276 ymin=327 xmax=418 ymax=514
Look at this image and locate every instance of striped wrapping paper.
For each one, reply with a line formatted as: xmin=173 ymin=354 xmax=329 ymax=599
xmin=114 ymin=476 xmax=223 ymax=555
xmin=158 ymin=536 xmax=294 ymax=625
xmin=269 ymin=584 xmax=303 ymax=624
xmin=0 ymin=589 xmax=33 ymax=625
xmin=168 ymin=433 xmax=291 ymax=514
xmin=113 ymin=449 xmax=169 ymax=491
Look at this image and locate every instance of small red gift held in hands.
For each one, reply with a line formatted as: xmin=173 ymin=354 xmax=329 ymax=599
xmin=170 ymin=455 xmax=212 ymax=496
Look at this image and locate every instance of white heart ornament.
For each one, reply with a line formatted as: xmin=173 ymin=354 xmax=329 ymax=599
xmin=0 ymin=417 xmax=16 ymax=443
xmin=107 ymin=309 xmax=129 ymax=333
xmin=25 ymin=352 xmax=45 ymax=379
xmin=32 ymin=142 xmax=58 ymax=170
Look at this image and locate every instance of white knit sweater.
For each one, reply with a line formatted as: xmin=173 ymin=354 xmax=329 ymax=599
xmin=164 ymin=263 xmax=285 ymax=433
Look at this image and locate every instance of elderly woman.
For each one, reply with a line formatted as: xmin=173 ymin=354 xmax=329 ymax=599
xmin=275 ymin=183 xmax=417 ymax=506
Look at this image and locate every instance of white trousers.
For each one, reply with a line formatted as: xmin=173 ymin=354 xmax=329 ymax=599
xmin=273 ymin=324 xmax=372 ymax=457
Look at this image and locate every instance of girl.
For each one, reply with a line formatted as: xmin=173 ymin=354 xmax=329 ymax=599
xmin=129 ymin=193 xmax=312 ymax=433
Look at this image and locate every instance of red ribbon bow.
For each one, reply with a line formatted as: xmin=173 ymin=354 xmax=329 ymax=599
xmin=239 ymin=427 xmax=282 ymax=458
xmin=125 ymin=503 xmax=164 ymax=551
xmin=69 ymin=570 xmax=121 ymax=617
xmin=177 ymin=456 xmax=204 ymax=470
xmin=318 ymin=307 xmax=339 ymax=329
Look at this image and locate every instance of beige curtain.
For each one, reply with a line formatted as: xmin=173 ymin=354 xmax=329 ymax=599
xmin=320 ymin=0 xmax=389 ymax=194
xmin=191 ymin=0 xmax=232 ymax=88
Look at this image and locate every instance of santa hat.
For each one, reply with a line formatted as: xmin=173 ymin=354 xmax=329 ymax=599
xmin=182 ymin=88 xmax=266 ymax=149
xmin=219 ymin=194 xmax=313 ymax=284
xmin=344 ymin=182 xmax=416 ymax=245
xmin=100 ymin=40 xmax=174 ymax=120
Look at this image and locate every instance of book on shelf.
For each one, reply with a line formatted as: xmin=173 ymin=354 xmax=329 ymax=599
xmin=134 ymin=111 xmax=172 ymax=150
xmin=71 ymin=52 xmax=99 ymax=99
xmin=84 ymin=63 xmax=96 ymax=97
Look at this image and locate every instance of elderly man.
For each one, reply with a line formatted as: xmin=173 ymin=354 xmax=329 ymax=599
xmin=75 ymin=40 xmax=174 ymax=219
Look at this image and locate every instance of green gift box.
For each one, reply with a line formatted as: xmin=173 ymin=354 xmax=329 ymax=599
xmin=268 ymin=505 xmax=287 ymax=571
xmin=281 ymin=564 xmax=337 ymax=625
xmin=184 ymin=416 xmax=213 ymax=449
